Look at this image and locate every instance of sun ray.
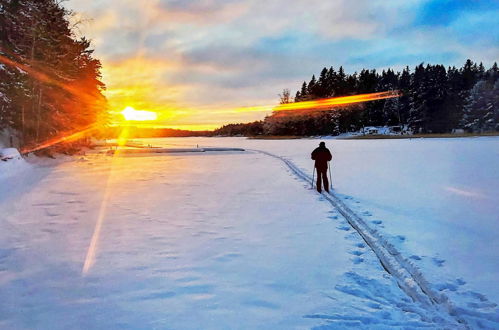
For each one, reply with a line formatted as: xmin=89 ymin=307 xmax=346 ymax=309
xmin=82 ymin=126 xmax=130 ymax=275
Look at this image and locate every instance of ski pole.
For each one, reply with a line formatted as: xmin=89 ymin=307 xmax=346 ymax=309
xmin=311 ymin=166 xmax=315 ymax=189
xmin=328 ymin=161 xmax=332 ymax=190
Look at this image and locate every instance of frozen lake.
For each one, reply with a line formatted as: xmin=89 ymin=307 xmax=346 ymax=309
xmin=1 ymin=136 xmax=498 ymax=328
xmin=144 ymin=136 xmax=499 ymax=303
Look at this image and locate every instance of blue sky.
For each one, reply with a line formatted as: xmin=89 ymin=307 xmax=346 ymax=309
xmin=67 ymin=0 xmax=499 ymax=129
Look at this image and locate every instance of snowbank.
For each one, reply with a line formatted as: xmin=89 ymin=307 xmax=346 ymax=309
xmin=0 ymin=148 xmax=31 ymax=182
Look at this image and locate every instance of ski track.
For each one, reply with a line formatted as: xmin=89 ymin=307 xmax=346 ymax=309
xmin=254 ymin=149 xmax=497 ymax=329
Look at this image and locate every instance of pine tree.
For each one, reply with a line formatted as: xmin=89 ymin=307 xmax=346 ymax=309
xmin=307 ymin=75 xmax=317 ymax=98
xmin=461 ymin=80 xmax=494 ymax=132
xmin=0 ymin=0 xmax=107 ymax=150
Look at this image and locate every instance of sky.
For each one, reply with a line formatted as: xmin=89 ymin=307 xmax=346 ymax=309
xmin=66 ymin=0 xmax=499 ymax=130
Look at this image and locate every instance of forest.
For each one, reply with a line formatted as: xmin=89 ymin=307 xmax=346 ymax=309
xmin=214 ymin=60 xmax=499 ymax=136
xmin=0 ymin=0 xmax=107 ymax=151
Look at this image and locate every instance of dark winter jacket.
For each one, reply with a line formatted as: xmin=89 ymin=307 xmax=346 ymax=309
xmin=311 ymin=146 xmax=332 ymax=170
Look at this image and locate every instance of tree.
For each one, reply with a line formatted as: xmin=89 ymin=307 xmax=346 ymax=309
xmin=462 ymin=79 xmax=496 ymax=132
xmin=279 ymin=88 xmax=291 ymax=104
xmin=0 ymin=0 xmax=108 ymax=151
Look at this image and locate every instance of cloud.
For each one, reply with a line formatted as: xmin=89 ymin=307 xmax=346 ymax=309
xmin=66 ymin=0 xmax=499 ymax=129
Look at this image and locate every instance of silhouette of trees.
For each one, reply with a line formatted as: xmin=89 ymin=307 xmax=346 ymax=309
xmin=218 ymin=60 xmax=498 ymax=136
xmin=0 ymin=0 xmax=107 ymax=149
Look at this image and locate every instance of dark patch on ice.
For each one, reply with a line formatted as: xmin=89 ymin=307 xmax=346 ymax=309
xmin=355 ymin=243 xmax=366 ymax=248
xmin=362 ymin=211 xmax=372 ymax=216
xmin=337 ymin=225 xmax=350 ymax=231
xmin=350 ymin=250 xmax=364 ymax=256
xmin=396 ymin=235 xmax=406 ymax=242
xmin=409 ymin=255 xmax=421 ymax=261
xmin=456 ymin=278 xmax=466 ymax=286
xmin=371 ymin=220 xmax=383 ymax=225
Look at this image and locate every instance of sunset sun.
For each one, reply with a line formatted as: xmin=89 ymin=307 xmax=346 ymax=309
xmin=121 ymin=106 xmax=158 ymax=121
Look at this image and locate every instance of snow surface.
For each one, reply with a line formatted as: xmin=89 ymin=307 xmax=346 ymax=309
xmin=0 ymin=148 xmax=31 ymax=182
xmin=1 ymin=137 xmax=498 ymax=329
xmin=0 ymin=148 xmax=21 ymax=160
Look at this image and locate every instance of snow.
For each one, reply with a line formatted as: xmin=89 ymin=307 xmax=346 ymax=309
xmin=1 ymin=137 xmax=498 ymax=328
xmin=0 ymin=148 xmax=21 ymax=160
xmin=0 ymin=148 xmax=31 ymax=182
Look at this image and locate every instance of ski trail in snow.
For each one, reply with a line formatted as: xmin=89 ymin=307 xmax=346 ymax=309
xmin=253 ymin=149 xmax=472 ymax=328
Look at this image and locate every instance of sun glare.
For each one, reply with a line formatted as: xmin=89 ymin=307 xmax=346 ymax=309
xmin=121 ymin=106 xmax=158 ymax=121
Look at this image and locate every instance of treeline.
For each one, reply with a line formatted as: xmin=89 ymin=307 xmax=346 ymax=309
xmin=215 ymin=60 xmax=499 ymax=136
xmin=213 ymin=121 xmax=264 ymax=136
xmin=0 ymin=0 xmax=107 ymax=150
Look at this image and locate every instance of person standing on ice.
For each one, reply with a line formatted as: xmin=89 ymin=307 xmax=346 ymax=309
xmin=311 ymin=141 xmax=332 ymax=193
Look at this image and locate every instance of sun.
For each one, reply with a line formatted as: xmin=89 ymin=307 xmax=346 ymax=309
xmin=121 ymin=106 xmax=158 ymax=121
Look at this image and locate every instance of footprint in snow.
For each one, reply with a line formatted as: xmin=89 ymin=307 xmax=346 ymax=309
xmin=135 ymin=291 xmax=176 ymax=301
xmin=435 ymin=282 xmax=459 ymax=292
xmin=44 ymin=209 xmax=60 ymax=217
xmin=371 ymin=220 xmax=383 ymax=225
xmin=396 ymin=235 xmax=406 ymax=242
xmin=32 ymin=202 xmax=58 ymax=207
xmin=66 ymin=200 xmax=84 ymax=204
xmin=350 ymin=250 xmax=364 ymax=256
xmin=409 ymin=255 xmax=422 ymax=261
xmin=362 ymin=211 xmax=372 ymax=216
xmin=337 ymin=225 xmax=350 ymax=231
xmin=467 ymin=301 xmax=497 ymax=309
xmin=352 ymin=257 xmax=364 ymax=264
xmin=432 ymin=257 xmax=445 ymax=267
xmin=465 ymin=291 xmax=489 ymax=302
xmin=50 ymin=190 xmax=79 ymax=196
xmin=356 ymin=243 xmax=366 ymax=248
xmin=242 ymin=299 xmax=280 ymax=310
xmin=214 ymin=253 xmax=242 ymax=262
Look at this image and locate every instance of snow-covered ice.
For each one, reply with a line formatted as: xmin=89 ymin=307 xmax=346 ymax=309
xmin=1 ymin=137 xmax=498 ymax=329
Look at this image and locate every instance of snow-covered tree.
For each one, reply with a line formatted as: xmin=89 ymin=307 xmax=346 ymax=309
xmin=462 ymin=80 xmax=496 ymax=132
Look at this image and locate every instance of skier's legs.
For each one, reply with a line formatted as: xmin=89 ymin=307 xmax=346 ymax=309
xmin=323 ymin=170 xmax=329 ymax=193
xmin=316 ymin=170 xmax=322 ymax=192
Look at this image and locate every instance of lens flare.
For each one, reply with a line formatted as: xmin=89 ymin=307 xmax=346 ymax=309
xmin=235 ymin=91 xmax=401 ymax=114
xmin=20 ymin=124 xmax=100 ymax=154
xmin=0 ymin=51 xmax=106 ymax=109
xmin=82 ymin=127 xmax=130 ymax=275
